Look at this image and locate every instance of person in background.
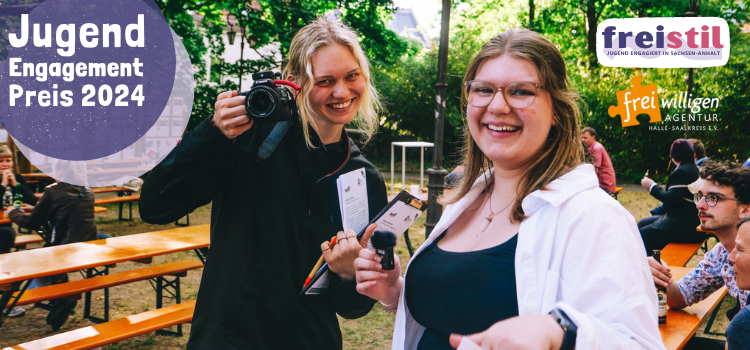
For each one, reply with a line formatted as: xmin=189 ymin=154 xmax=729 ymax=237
xmin=581 ymin=127 xmax=616 ymax=194
xmin=355 ymin=29 xmax=662 ymax=350
xmin=727 ymin=215 xmax=750 ymax=350
xmin=650 ymin=162 xmax=750 ymax=350
xmin=688 ymin=139 xmax=710 ymax=168
xmin=0 ymin=145 xmax=39 ymax=319
xmin=652 ymin=139 xmax=711 ymax=216
xmin=639 ymin=139 xmax=704 ymax=254
xmin=6 ymin=160 xmax=98 ymax=330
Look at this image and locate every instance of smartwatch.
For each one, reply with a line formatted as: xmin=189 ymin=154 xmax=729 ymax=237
xmin=549 ymin=307 xmax=577 ymax=350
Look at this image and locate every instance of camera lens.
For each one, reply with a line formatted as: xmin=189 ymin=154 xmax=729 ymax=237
xmin=245 ymin=87 xmax=276 ymax=117
xmin=251 ymin=93 xmax=272 ymax=112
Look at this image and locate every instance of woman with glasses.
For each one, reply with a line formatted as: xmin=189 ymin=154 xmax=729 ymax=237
xmin=639 ymin=139 xmax=704 ymax=255
xmin=354 ymin=29 xmax=662 ymax=349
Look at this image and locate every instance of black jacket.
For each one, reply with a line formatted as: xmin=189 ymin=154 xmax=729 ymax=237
xmin=649 ymin=162 xmax=700 ymax=233
xmin=139 ymin=117 xmax=387 ymax=350
xmin=9 ymin=182 xmax=98 ymax=245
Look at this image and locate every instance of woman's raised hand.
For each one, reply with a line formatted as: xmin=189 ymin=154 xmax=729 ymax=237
xmin=354 ymin=240 xmax=403 ymax=306
xmin=212 ymin=91 xmax=253 ymax=139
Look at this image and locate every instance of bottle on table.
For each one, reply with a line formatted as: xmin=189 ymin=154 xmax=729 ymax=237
xmin=653 ymin=249 xmax=667 ymax=324
xmin=13 ymin=183 xmax=23 ymax=209
xmin=3 ymin=185 xmax=12 ymax=209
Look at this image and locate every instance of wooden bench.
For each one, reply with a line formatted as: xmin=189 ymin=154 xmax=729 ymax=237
xmin=4 ymin=260 xmax=203 ymax=323
xmin=661 ymin=241 xmax=706 ymax=267
xmin=12 ymin=234 xmax=44 ymax=250
xmin=91 ymin=187 xmax=133 ymax=195
xmin=2 ymin=300 xmax=196 ymax=350
xmin=95 ymin=194 xmax=140 ymax=221
xmin=94 ymin=194 xmax=189 ymax=226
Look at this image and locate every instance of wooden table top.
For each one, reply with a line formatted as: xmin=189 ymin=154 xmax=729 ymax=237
xmin=0 ymin=206 xmax=107 ymax=223
xmin=91 ymin=187 xmax=133 ymax=194
xmin=21 ymin=173 xmax=50 ymax=179
xmin=660 ymin=266 xmax=728 ymax=350
xmin=34 ymin=187 xmax=135 ymax=198
xmin=0 ymin=224 xmax=210 ymax=285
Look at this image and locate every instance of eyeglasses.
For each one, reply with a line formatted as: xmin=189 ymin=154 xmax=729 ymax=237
xmin=694 ymin=193 xmax=740 ymax=207
xmin=463 ymin=80 xmax=545 ymax=109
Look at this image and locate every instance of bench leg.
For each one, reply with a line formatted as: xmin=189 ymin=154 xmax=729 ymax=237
xmin=703 ymin=297 xmax=728 ymax=336
xmin=194 ymin=248 xmax=208 ymax=264
xmin=175 ymin=213 xmax=190 ymax=227
xmin=84 ymin=266 xmax=110 ymax=323
xmin=153 ymin=275 xmax=183 ymax=336
xmin=117 ymin=202 xmax=133 ymax=221
xmin=0 ymin=280 xmax=30 ymax=327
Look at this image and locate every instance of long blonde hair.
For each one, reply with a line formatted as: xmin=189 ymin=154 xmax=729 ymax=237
xmin=442 ymin=29 xmax=585 ymax=223
xmin=283 ymin=18 xmax=382 ymax=147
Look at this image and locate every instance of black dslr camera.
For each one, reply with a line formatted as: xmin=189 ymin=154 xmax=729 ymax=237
xmin=238 ymin=71 xmax=297 ymax=124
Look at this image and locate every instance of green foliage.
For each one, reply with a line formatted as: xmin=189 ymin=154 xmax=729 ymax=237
xmin=368 ymin=0 xmax=750 ymax=180
xmin=157 ymin=0 xmax=410 ymax=130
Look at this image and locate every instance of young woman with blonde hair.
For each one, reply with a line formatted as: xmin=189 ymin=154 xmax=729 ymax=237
xmin=355 ymin=29 xmax=663 ymax=349
xmin=140 ymin=18 xmax=387 ymax=349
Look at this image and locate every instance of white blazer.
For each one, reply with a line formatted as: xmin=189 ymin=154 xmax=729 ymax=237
xmin=392 ymin=164 xmax=665 ymax=350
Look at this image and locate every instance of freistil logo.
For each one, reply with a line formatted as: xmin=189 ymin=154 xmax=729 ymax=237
xmin=597 ymin=18 xmax=730 ymax=68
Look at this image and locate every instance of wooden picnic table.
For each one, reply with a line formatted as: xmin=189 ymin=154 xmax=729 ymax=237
xmin=0 ymin=206 xmax=107 ymax=224
xmin=21 ymin=173 xmax=51 ymax=179
xmin=34 ymin=187 xmax=134 ymax=199
xmin=0 ymin=224 xmax=209 ymax=327
xmin=0 ymin=224 xmax=209 ymax=286
xmin=660 ymin=266 xmax=728 ymax=350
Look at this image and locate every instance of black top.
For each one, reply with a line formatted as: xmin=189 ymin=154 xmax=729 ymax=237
xmin=0 ymin=173 xmax=39 ymax=207
xmin=0 ymin=173 xmax=39 ymax=228
xmin=405 ymin=233 xmax=519 ymax=350
xmin=139 ymin=116 xmax=387 ymax=350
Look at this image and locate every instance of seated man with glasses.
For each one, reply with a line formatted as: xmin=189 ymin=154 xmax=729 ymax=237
xmin=649 ymin=161 xmax=750 ymax=350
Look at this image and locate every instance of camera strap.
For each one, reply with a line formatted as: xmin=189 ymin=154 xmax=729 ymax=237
xmin=257 ymin=120 xmax=293 ymax=161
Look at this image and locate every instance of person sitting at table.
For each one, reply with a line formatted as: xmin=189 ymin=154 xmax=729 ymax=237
xmin=651 ymin=139 xmax=712 ymax=216
xmin=355 ymin=29 xmax=662 ymax=349
xmin=727 ymin=215 xmax=750 ymax=350
xmin=649 ymin=161 xmax=750 ymax=350
xmin=0 ymin=146 xmax=38 ymax=318
xmin=6 ymin=160 xmax=99 ymax=330
xmin=0 ymin=145 xmax=39 ymax=254
xmin=639 ymin=139 xmax=704 ymax=255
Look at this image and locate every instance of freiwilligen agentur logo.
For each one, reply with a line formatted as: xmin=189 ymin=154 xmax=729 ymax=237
xmin=609 ymin=76 xmax=721 ymax=131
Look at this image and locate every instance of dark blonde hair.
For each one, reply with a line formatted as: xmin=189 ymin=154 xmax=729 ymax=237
xmin=442 ymin=29 xmax=585 ymax=223
xmin=283 ymin=18 xmax=381 ymax=147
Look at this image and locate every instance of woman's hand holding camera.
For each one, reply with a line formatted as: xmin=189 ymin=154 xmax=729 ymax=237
xmin=212 ymin=91 xmax=254 ymax=139
xmin=354 ymin=237 xmax=403 ymax=307
xmin=1 ymin=170 xmax=17 ymax=188
xmin=323 ymin=223 xmax=378 ymax=281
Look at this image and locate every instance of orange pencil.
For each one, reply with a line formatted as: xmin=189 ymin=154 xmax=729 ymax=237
xmin=304 ymin=236 xmax=338 ymax=287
